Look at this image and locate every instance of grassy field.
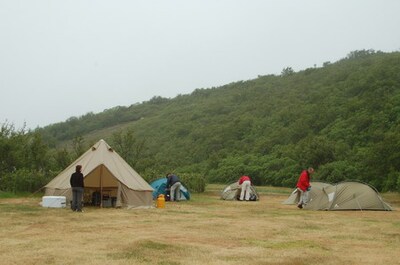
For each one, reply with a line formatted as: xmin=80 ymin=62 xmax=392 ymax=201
xmin=1 ymin=185 xmax=399 ymax=265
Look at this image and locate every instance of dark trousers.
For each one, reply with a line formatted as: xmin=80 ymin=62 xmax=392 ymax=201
xmin=72 ymin=187 xmax=84 ymax=211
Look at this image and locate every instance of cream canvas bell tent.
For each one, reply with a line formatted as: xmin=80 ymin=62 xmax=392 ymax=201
xmin=44 ymin=139 xmax=154 ymax=209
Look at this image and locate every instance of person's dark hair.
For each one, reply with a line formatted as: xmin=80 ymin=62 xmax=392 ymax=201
xmin=76 ymin=165 xmax=82 ymax=172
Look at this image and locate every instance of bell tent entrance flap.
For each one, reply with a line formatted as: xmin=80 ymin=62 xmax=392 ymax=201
xmin=150 ymin=178 xmax=190 ymax=200
xmin=283 ymin=181 xmax=392 ymax=211
xmin=44 ymin=139 xmax=154 ymax=209
xmin=220 ymin=182 xmax=259 ymax=201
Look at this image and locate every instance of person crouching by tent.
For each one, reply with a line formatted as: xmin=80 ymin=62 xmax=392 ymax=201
xmin=166 ymin=173 xmax=182 ymax=202
xmin=296 ymin=167 xmax=314 ymax=209
xmin=70 ymin=165 xmax=84 ymax=212
xmin=238 ymin=175 xmax=252 ymax=201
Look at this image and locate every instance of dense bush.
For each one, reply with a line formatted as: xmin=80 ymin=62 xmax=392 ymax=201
xmin=177 ymin=173 xmax=206 ymax=193
xmin=0 ymin=169 xmax=49 ymax=193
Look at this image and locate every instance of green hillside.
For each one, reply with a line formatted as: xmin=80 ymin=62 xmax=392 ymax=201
xmin=2 ymin=50 xmax=400 ymax=192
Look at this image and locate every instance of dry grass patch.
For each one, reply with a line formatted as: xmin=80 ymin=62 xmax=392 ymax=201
xmin=0 ymin=185 xmax=399 ymax=265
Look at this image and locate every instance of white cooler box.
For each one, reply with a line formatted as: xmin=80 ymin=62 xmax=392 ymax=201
xmin=41 ymin=196 xmax=66 ymax=208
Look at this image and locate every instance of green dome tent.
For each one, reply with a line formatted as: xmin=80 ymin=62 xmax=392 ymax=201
xmin=283 ymin=181 xmax=392 ymax=211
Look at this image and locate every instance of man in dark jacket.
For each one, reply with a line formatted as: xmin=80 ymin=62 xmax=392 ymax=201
xmin=70 ymin=165 xmax=84 ymax=212
xmin=166 ymin=173 xmax=181 ymax=202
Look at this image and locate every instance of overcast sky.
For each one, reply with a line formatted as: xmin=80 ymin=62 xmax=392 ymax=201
xmin=1 ymin=0 xmax=399 ymax=129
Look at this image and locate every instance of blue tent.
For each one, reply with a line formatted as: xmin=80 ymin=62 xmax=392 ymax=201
xmin=150 ymin=178 xmax=190 ymax=200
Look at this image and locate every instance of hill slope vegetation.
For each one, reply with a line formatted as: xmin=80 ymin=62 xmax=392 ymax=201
xmin=2 ymin=50 xmax=400 ymax=192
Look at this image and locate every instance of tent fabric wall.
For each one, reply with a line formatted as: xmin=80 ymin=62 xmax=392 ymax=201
xmin=221 ymin=183 xmax=241 ymax=200
xmin=328 ymin=182 xmax=392 ymax=211
xmin=305 ymin=184 xmax=336 ymax=211
xmin=84 ymin=165 xmax=119 ymax=188
xmin=119 ymin=183 xmax=153 ymax=209
xmin=44 ymin=188 xmax=71 ymax=198
xmin=44 ymin=139 xmax=154 ymax=209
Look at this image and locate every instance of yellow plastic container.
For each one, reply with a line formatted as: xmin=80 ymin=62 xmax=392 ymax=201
xmin=156 ymin=194 xmax=165 ymax=208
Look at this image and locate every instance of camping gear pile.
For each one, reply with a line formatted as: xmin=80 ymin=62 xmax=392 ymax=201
xmin=283 ymin=181 xmax=392 ymax=211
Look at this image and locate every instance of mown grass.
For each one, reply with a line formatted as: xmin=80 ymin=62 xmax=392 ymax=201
xmin=0 ymin=184 xmax=399 ymax=265
xmin=110 ymin=240 xmax=188 ymax=264
xmin=246 ymin=239 xmax=329 ymax=251
xmin=0 ymin=203 xmax=42 ymax=213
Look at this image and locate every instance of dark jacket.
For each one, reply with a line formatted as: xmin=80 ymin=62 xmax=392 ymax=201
xmin=166 ymin=174 xmax=180 ymax=188
xmin=70 ymin=172 xmax=84 ymax=188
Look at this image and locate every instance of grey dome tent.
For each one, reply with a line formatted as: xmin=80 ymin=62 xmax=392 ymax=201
xmin=221 ymin=182 xmax=259 ymax=201
xmin=283 ymin=181 xmax=392 ymax=211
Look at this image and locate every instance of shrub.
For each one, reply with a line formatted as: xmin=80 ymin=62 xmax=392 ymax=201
xmin=178 ymin=173 xmax=206 ymax=193
xmin=0 ymin=169 xmax=48 ymax=193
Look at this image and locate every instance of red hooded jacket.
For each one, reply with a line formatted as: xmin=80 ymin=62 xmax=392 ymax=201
xmin=239 ymin=175 xmax=251 ymax=185
xmin=296 ymin=170 xmax=310 ymax=191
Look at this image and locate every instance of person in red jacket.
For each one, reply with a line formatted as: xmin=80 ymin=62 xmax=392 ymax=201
xmin=296 ymin=167 xmax=314 ymax=209
xmin=238 ymin=175 xmax=252 ymax=201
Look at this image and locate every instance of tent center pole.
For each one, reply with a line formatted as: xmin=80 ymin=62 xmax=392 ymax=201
xmin=100 ymin=165 xmax=103 ymax=208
